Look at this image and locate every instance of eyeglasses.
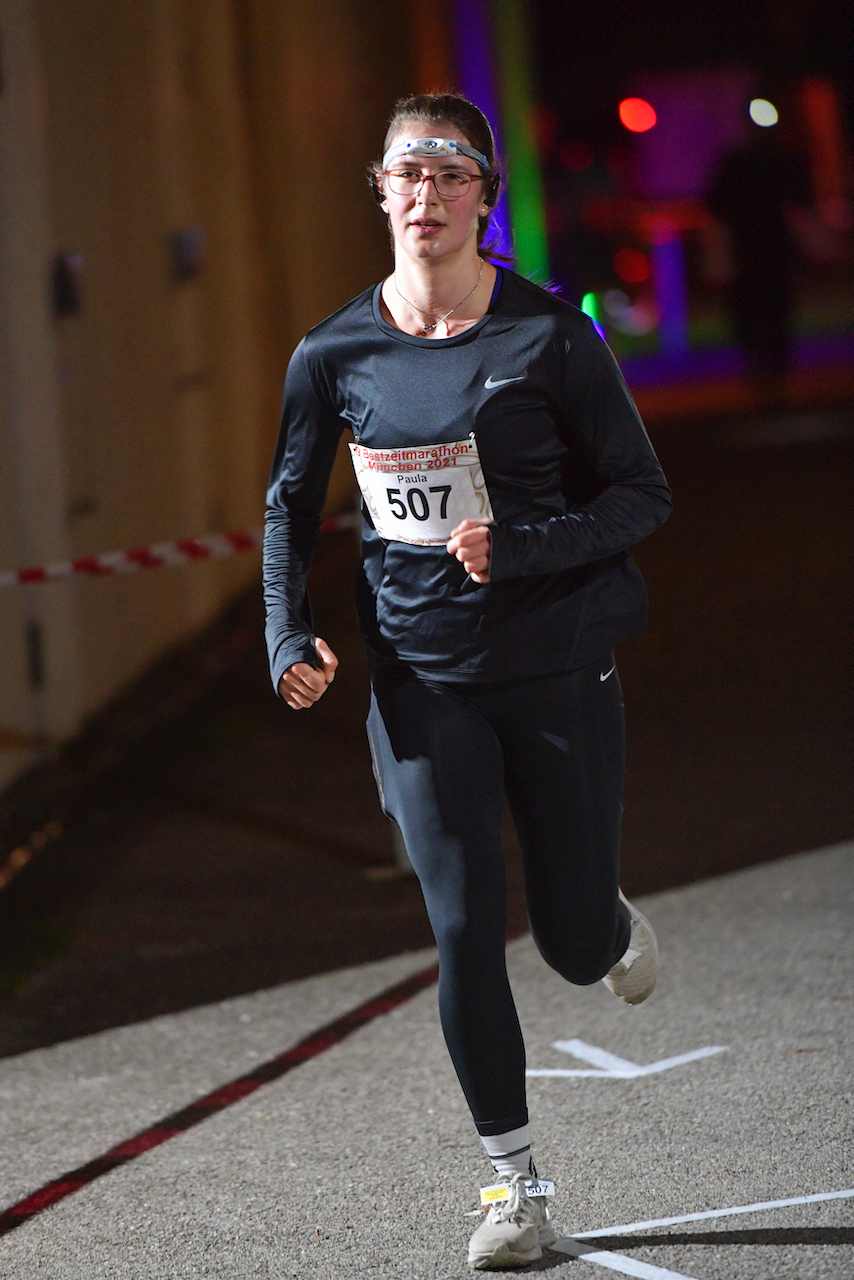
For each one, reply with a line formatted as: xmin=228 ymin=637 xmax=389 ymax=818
xmin=383 ymin=168 xmax=483 ymax=199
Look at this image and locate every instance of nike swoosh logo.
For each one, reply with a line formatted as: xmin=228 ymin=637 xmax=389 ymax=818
xmin=599 ymin=664 xmax=616 ymax=682
xmin=484 ymin=374 xmax=525 ymax=389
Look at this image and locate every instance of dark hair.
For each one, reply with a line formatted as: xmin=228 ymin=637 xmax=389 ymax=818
xmin=369 ymin=93 xmax=505 ymax=259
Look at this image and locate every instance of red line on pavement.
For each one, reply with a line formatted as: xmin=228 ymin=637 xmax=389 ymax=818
xmin=0 ymin=961 xmax=439 ymax=1237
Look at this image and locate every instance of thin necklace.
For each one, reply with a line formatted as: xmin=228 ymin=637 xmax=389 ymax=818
xmin=393 ymin=260 xmax=484 ymax=335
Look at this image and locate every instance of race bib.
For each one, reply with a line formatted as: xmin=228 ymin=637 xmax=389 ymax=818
xmin=480 ymin=1179 xmax=555 ymax=1206
xmin=348 ymin=435 xmax=493 ymax=546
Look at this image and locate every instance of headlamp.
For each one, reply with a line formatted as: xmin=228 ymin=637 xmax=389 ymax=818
xmin=382 ymin=136 xmax=489 ymax=172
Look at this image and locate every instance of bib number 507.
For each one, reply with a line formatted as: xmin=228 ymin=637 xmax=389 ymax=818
xmin=386 ymin=484 xmax=451 ymax=523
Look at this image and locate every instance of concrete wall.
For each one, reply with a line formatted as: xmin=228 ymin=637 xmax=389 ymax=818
xmin=0 ymin=0 xmax=423 ymax=791
xmin=0 ymin=0 xmax=82 ymax=790
xmin=236 ymin=0 xmax=414 ymax=506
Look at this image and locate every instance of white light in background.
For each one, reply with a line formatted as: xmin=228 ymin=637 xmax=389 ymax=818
xmin=749 ymin=98 xmax=779 ymax=127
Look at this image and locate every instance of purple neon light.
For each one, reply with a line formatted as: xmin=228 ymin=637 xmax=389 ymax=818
xmin=650 ymin=227 xmax=690 ymax=354
xmin=621 ymin=331 xmax=854 ymax=389
xmin=452 ymin=0 xmax=513 ymax=260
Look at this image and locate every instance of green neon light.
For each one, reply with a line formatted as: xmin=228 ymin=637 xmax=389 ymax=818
xmin=492 ymin=0 xmax=549 ymax=279
xmin=581 ymin=292 xmax=600 ymax=323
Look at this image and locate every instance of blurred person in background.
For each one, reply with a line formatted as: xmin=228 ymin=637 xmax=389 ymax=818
xmin=707 ymin=98 xmax=813 ymax=404
xmin=264 ymin=93 xmax=670 ymax=1270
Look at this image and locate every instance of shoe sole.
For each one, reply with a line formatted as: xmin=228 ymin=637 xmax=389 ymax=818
xmin=469 ymin=1241 xmax=544 ymax=1269
xmin=603 ymin=895 xmax=658 ymax=1004
xmin=468 ymin=1223 xmax=556 ymax=1268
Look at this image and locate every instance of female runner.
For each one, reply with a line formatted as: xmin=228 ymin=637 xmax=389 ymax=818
xmin=263 ymin=93 xmax=671 ymax=1270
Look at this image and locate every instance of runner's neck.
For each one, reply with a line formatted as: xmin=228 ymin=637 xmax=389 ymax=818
xmin=382 ymin=257 xmax=496 ymax=339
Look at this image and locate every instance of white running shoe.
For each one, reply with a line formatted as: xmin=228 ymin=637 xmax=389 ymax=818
xmin=602 ymin=891 xmax=658 ymax=1005
xmin=467 ymin=1173 xmax=557 ymax=1270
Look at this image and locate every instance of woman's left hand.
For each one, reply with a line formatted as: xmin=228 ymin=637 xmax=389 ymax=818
xmin=447 ymin=518 xmax=492 ymax=583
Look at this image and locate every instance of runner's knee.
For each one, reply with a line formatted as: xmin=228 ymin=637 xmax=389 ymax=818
xmin=530 ymin=922 xmax=622 ymax=986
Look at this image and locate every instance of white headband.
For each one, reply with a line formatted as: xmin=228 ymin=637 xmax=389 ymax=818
xmin=382 ymin=136 xmax=489 ymax=172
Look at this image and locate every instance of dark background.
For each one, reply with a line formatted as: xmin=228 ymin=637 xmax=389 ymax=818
xmin=533 ymin=0 xmax=853 ymax=131
xmin=0 ymin=0 xmax=851 ymax=1057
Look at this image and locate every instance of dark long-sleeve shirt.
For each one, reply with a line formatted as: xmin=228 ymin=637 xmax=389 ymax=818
xmin=264 ymin=268 xmax=671 ymax=690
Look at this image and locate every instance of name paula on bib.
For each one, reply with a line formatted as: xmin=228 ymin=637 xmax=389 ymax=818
xmin=348 ymin=435 xmax=494 ymax=546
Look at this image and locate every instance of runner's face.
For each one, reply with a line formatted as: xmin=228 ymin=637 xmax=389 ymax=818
xmin=379 ymin=122 xmax=486 ymax=262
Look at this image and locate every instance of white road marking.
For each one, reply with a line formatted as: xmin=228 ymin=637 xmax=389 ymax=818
xmin=572 ymin=1187 xmax=854 ymax=1238
xmin=526 ymin=1039 xmax=728 ymax=1078
xmin=550 ymin=1186 xmax=854 ymax=1278
xmin=557 ymin=1039 xmax=639 ymax=1071
xmin=553 ymin=1237 xmax=698 ymax=1279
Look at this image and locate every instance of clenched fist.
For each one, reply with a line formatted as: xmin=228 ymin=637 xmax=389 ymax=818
xmin=278 ymin=637 xmax=339 ymax=709
xmin=446 ymin=518 xmax=492 ymax=583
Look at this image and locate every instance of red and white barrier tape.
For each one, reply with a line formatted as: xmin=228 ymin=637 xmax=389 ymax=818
xmin=0 ymin=513 xmax=360 ymax=588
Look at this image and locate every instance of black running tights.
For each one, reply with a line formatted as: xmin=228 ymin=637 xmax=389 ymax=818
xmin=366 ymin=662 xmax=631 ymax=1137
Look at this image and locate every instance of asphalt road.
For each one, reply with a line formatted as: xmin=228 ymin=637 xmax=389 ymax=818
xmin=0 ymin=841 xmax=851 ymax=1278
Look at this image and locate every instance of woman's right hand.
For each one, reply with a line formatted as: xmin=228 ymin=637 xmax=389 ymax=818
xmin=278 ymin=637 xmax=339 ymax=709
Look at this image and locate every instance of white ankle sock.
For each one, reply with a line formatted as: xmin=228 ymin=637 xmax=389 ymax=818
xmin=479 ymin=1125 xmax=533 ymax=1178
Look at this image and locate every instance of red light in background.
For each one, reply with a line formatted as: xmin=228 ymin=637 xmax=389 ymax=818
xmin=614 ymin=248 xmax=651 ymax=284
xmin=619 ymin=98 xmax=657 ymax=133
xmin=533 ymin=104 xmax=558 ymax=156
xmin=558 ymin=140 xmax=595 ymax=172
